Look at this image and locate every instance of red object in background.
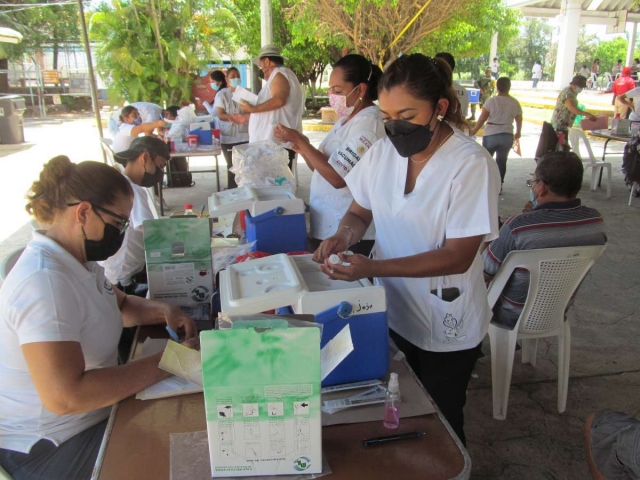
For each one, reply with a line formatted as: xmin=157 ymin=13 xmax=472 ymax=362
xmin=212 ymin=129 xmax=221 ymax=139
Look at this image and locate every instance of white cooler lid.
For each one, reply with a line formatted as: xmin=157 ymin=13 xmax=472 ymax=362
xmin=208 ymin=186 xmax=258 ymax=217
xmin=208 ymin=186 xmax=303 ymax=217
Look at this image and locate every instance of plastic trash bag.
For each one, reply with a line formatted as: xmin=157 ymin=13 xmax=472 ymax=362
xmin=167 ymin=105 xmax=199 ymax=139
xmin=230 ymin=140 xmax=295 ymax=189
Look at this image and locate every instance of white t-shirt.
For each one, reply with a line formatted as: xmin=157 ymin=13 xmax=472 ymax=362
xmin=624 ymin=87 xmax=640 ymax=120
xmin=0 ymin=231 xmax=123 ymax=453
xmin=482 ymin=96 xmax=522 ymax=136
xmin=109 ymin=102 xmax=162 ymax=136
xmin=492 ymin=61 xmax=499 ymax=74
xmin=101 ymin=176 xmax=154 ymax=286
xmin=113 ymin=123 xmax=136 ymax=153
xmin=213 ymin=87 xmax=249 ymax=144
xmin=248 ymin=67 xmax=303 ymax=143
xmin=452 ymin=81 xmax=469 ymax=117
xmin=345 ymin=130 xmax=501 ymax=352
xmin=310 ymin=106 xmax=386 ymax=240
xmin=532 ymin=64 xmax=543 ymax=79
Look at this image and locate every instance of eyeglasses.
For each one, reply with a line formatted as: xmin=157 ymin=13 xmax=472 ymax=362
xmin=67 ymin=202 xmax=130 ymax=234
xmin=526 ymin=179 xmax=541 ymax=188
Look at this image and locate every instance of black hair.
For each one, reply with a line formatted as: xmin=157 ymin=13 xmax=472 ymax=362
xmin=333 ymin=54 xmax=382 ymax=102
xmin=496 ymin=77 xmax=511 ymax=93
xmin=536 ymin=151 xmax=584 ymax=197
xmin=434 ymin=52 xmax=455 ymax=71
xmin=379 ymin=53 xmax=467 ymax=130
xmin=263 ymin=56 xmax=284 ymax=65
xmin=119 ymin=105 xmax=138 ymax=123
xmin=162 ymin=106 xmax=179 ymax=119
xmin=227 ymin=66 xmax=240 ymax=75
xmin=210 ymin=70 xmax=227 ymax=89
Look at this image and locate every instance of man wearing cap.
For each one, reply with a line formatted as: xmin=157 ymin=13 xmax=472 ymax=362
xmin=469 ymin=67 xmax=494 ymax=121
xmin=101 ymin=136 xmax=170 ymax=297
xmin=612 ymin=67 xmax=636 ymax=119
xmin=551 ymin=75 xmax=597 ymax=137
xmin=238 ymin=44 xmax=303 ymax=169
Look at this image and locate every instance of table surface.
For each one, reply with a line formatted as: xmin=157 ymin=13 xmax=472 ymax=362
xmin=588 ymin=129 xmax=632 ymax=141
xmin=94 ymin=327 xmax=470 ymax=480
xmin=170 ymin=148 xmax=222 ymax=158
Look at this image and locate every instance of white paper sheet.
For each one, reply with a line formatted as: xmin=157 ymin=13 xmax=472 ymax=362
xmin=232 ymin=86 xmax=259 ymax=106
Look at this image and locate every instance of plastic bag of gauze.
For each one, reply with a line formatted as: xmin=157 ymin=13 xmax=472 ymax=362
xmin=230 ymin=140 xmax=295 ymax=188
xmin=167 ymin=105 xmax=199 ymax=138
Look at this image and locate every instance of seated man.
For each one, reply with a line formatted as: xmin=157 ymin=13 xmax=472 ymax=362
xmin=482 ymin=151 xmax=607 ymax=329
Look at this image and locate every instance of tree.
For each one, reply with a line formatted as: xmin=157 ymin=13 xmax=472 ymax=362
xmin=574 ymin=27 xmax=599 ymax=73
xmin=89 ymin=0 xmax=239 ymax=105
xmin=296 ymin=0 xmax=470 ymax=68
xmin=502 ymin=18 xmax=553 ymax=79
xmin=594 ymin=36 xmax=632 ymax=73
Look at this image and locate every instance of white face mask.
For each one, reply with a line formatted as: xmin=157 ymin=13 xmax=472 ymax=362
xmin=574 ymin=87 xmax=583 ymax=94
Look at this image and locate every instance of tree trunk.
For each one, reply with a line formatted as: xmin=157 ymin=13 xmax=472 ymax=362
xmin=308 ymin=79 xmax=318 ymax=110
xmin=0 ymin=59 xmax=9 ymax=93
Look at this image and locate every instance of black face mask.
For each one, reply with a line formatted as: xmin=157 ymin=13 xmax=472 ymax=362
xmin=83 ymin=223 xmax=125 ymax=262
xmin=384 ymin=109 xmax=438 ymax=158
xmin=141 ymin=165 xmax=164 ymax=188
xmin=258 ymin=69 xmax=265 ymax=80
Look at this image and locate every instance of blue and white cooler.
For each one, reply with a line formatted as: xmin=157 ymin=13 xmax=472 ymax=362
xmin=218 ymin=254 xmax=388 ymax=387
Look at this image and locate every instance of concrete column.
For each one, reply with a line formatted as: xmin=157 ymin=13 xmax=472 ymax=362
xmin=490 ymin=32 xmax=498 ymax=65
xmin=626 ymin=22 xmax=637 ymax=66
xmin=260 ymin=0 xmax=273 ymax=47
xmin=554 ymin=0 xmax=581 ymax=89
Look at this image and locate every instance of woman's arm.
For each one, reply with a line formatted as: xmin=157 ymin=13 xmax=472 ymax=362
xmin=469 ymin=108 xmax=490 ymax=136
xmin=515 ymin=114 xmax=523 ymax=139
xmin=313 ymin=201 xmax=374 ymax=262
xmin=217 ymin=106 xmax=233 ymax=122
xmin=22 ymin=341 xmax=170 ymax=416
xmin=131 ymin=120 xmax=166 ymax=136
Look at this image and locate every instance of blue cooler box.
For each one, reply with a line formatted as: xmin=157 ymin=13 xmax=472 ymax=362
xmin=467 ymin=88 xmax=481 ymax=103
xmin=208 ymin=186 xmax=307 ymax=254
xmin=219 ymin=254 xmax=389 ymax=387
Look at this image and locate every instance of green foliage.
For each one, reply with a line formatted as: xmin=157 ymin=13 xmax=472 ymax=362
xmin=574 ymin=27 xmax=598 ymax=72
xmin=89 ymin=0 xmax=240 ymax=105
xmin=501 ymin=18 xmax=552 ymax=80
xmin=594 ymin=36 xmax=631 ymax=73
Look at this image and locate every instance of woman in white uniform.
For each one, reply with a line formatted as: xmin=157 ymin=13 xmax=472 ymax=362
xmin=112 ymin=105 xmax=166 ymax=153
xmin=315 ymin=54 xmax=501 ymax=445
xmin=274 ymin=54 xmax=385 ymax=256
xmin=0 ymin=157 xmax=197 ymax=479
xmin=212 ymin=67 xmax=249 ymax=189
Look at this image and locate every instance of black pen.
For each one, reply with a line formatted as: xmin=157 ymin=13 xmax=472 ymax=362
xmin=362 ymin=431 xmax=426 ymax=447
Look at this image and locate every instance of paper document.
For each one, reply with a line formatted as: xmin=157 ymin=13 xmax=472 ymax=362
xmin=232 ymin=86 xmax=259 ymax=106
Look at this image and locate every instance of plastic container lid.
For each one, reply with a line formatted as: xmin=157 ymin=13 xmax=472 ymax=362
xmin=388 ymin=372 xmax=399 ymax=393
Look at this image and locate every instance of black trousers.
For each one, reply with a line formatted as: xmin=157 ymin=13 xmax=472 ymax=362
xmin=221 ymin=141 xmax=248 ymax=189
xmin=390 ymin=330 xmax=481 ymax=446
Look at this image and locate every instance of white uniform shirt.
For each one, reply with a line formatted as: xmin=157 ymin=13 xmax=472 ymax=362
xmin=345 ymin=130 xmax=501 ymax=352
xmin=532 ymin=64 xmax=543 ymax=79
xmin=213 ymin=87 xmax=250 ymax=144
xmin=248 ymin=66 xmax=303 ymax=143
xmin=101 ymin=176 xmax=154 ymax=286
xmin=482 ymin=96 xmax=522 ymax=136
xmin=113 ymin=123 xmax=136 ymax=153
xmin=109 ymin=102 xmax=162 ymax=136
xmin=0 ymin=231 xmax=123 ymax=453
xmin=310 ymin=106 xmax=385 ymax=240
xmin=452 ymin=81 xmax=469 ymax=117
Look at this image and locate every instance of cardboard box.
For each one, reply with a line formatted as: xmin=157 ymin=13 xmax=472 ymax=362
xmin=320 ymin=107 xmax=339 ymax=124
xmin=201 ymin=321 xmax=322 ymax=477
xmin=143 ymin=218 xmax=213 ymax=306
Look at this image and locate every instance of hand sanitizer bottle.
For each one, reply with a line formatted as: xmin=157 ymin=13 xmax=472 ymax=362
xmin=383 ymin=372 xmax=401 ymax=429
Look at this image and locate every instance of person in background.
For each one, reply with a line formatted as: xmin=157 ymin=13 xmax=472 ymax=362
xmin=112 ymin=106 xmax=166 ymax=153
xmin=274 ymin=54 xmax=385 ymax=257
xmin=612 ymin=59 xmax=623 ymax=78
xmin=614 ymin=80 xmax=640 ymax=121
xmin=470 ymin=77 xmax=522 ymax=188
xmin=482 ymin=151 xmax=606 ymax=330
xmin=579 ymin=64 xmax=591 ymax=79
xmin=589 ymin=59 xmax=601 ymax=89
xmin=531 ymin=60 xmax=543 ymax=89
xmin=239 ymin=44 xmax=303 ymax=170
xmin=108 ymin=102 xmax=163 ymax=136
xmin=435 ymin=52 xmax=469 ymax=120
xmin=491 ymin=57 xmax=500 ymax=80
xmin=612 ymin=67 xmax=636 ymax=119
xmin=212 ymin=67 xmax=249 ymax=189
xmin=551 ymin=75 xmax=596 ymax=137
xmin=202 ymin=70 xmax=223 ymax=117
xmin=469 ymin=67 xmax=494 ymax=121
xmin=0 ymin=157 xmax=196 ymax=480
xmin=101 ymin=137 xmax=169 ymax=297
xmin=162 ymin=106 xmax=180 ymax=121
xmin=314 ymin=53 xmax=500 ymax=445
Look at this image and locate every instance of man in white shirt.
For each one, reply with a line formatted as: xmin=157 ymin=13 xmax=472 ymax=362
xmin=239 ymin=44 xmax=303 ymax=169
xmin=435 ymin=52 xmax=469 ymax=119
xmin=491 ymin=58 xmax=500 ymax=80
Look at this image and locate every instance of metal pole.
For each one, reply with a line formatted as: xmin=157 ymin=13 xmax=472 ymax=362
xmin=77 ymin=0 xmax=105 ymax=161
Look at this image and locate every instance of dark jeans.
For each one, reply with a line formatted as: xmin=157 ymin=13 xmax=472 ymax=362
xmin=221 ymin=141 xmax=248 ymax=189
xmin=532 ymin=78 xmax=540 ymax=88
xmin=0 ymin=420 xmax=107 ymax=480
xmin=390 ymin=330 xmax=481 ymax=446
xmin=482 ymin=132 xmax=514 ymax=183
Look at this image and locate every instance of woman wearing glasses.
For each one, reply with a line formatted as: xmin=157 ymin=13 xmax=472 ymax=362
xmin=0 ymin=156 xmax=196 ymax=480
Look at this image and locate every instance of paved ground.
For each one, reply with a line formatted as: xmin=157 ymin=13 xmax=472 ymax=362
xmin=0 ymin=116 xmax=638 ymax=479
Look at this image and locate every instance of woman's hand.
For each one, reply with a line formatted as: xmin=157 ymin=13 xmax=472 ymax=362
xmin=274 ymin=124 xmax=306 ymax=145
xmin=319 ymin=253 xmax=375 ymax=282
xmin=163 ymin=305 xmax=197 ymax=341
xmin=229 ymin=113 xmax=249 ymax=125
xmin=312 ymin=235 xmax=350 ymax=263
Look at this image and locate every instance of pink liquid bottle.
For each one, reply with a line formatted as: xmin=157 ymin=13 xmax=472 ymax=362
xmin=383 ymin=372 xmax=401 ymax=429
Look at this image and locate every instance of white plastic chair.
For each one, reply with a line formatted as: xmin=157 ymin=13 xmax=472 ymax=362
xmin=487 ymin=245 xmax=607 ymax=420
xmin=569 ymin=128 xmax=611 ymax=198
xmin=100 ymin=137 xmax=124 ymax=173
xmin=0 ymin=248 xmax=25 ymax=281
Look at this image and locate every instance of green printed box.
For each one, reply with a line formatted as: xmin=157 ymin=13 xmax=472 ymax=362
xmin=201 ymin=324 xmax=322 ymax=477
xmin=143 ymin=218 xmax=213 ymax=306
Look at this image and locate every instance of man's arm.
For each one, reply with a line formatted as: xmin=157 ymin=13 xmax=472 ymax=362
xmin=242 ymin=72 xmax=290 ymax=114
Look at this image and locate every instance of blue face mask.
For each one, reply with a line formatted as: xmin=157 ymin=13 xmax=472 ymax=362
xmin=530 ymin=187 xmax=538 ymax=208
xmin=229 ymin=78 xmax=241 ymax=88
xmin=132 ymin=117 xmax=142 ymax=126
xmin=210 ymin=82 xmax=220 ymax=91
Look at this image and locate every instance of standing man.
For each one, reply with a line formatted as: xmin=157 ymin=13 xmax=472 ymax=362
xmin=470 ymin=67 xmax=494 ymax=121
xmin=435 ymin=52 xmax=469 ymax=119
xmin=491 ymin=57 xmax=500 ymax=80
xmin=239 ymin=44 xmax=303 ymax=170
xmin=612 ymin=67 xmax=636 ymax=119
xmin=551 ymin=75 xmax=596 ymax=140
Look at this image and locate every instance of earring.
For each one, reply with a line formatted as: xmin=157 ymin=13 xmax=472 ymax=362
xmin=437 ymin=114 xmax=444 ymax=121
